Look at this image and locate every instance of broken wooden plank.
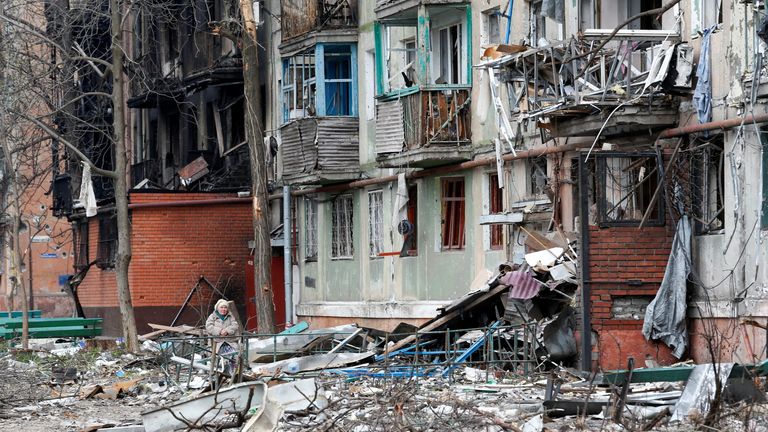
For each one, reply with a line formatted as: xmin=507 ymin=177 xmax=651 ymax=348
xmin=147 ymin=323 xmax=203 ymax=336
xmin=384 ymin=284 xmax=509 ymax=354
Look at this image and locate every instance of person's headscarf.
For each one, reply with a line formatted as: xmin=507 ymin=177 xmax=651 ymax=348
xmin=214 ymin=299 xmax=230 ymax=321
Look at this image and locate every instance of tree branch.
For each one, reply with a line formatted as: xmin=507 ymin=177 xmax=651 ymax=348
xmin=13 ymin=111 xmax=117 ymax=179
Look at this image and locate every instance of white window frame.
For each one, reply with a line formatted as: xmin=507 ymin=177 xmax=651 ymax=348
xmin=304 ymin=197 xmax=318 ymax=260
xmin=435 ymin=23 xmax=464 ymax=85
xmin=331 ymin=194 xmax=354 ymax=259
xmin=368 ymin=190 xmax=384 ymax=258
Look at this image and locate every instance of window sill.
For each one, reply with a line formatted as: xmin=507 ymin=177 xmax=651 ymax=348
xmin=330 ymin=257 xmax=354 ymax=261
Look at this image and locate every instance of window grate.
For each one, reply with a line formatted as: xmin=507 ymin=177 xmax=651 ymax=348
xmin=332 ymin=194 xmax=354 ymax=258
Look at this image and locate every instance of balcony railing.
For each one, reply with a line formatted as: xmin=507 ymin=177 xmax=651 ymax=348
xmin=375 ymin=87 xmax=471 ymax=167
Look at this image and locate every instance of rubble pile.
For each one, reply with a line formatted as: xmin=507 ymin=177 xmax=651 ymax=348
xmin=0 ymin=256 xmax=767 ymax=432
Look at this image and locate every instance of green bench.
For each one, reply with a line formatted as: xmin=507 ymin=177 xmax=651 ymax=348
xmin=0 ymin=317 xmax=102 ymax=339
xmin=0 ymin=310 xmax=42 ymax=318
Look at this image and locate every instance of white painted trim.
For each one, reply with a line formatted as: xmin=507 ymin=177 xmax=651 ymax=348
xmin=296 ymin=301 xmax=445 ymax=319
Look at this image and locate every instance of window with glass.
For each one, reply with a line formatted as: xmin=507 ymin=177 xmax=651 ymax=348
xmin=282 ymin=44 xmax=357 ymax=122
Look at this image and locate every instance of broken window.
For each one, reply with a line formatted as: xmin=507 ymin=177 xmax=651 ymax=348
xmin=281 ymin=44 xmax=357 ymax=122
xmin=441 ymin=177 xmax=465 ymax=250
xmin=579 ymin=0 xmax=596 ymax=30
xmin=594 ymin=153 xmax=663 ymax=226
xmin=529 ymin=1 xmax=547 ymax=46
xmin=74 ymin=220 xmax=89 ymax=270
xmin=489 ymin=173 xmax=504 ymax=250
xmin=482 ymin=8 xmax=503 ymax=45
xmin=529 ymin=157 xmax=548 ymax=197
xmin=304 ymin=197 xmax=318 ymax=261
xmin=368 ymin=190 xmax=384 ymax=258
xmin=436 ymin=23 xmax=462 ymax=84
xmin=96 ymin=215 xmax=117 ymax=269
xmin=332 ymin=194 xmax=354 ymax=258
xmin=282 ymin=50 xmax=316 ymax=120
xmin=404 ymin=185 xmax=418 ymax=255
xmin=691 ymin=138 xmax=724 ymax=234
xmin=692 ymin=0 xmax=722 ymax=35
xmin=375 ymin=6 xmax=470 ymax=94
xmin=628 ymin=0 xmax=662 ymax=31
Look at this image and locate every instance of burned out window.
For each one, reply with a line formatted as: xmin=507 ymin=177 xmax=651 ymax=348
xmin=489 ymin=173 xmax=504 ymax=250
xmin=282 ymin=44 xmax=357 ymax=122
xmin=482 ymin=8 xmax=502 ymax=45
xmin=96 ymin=215 xmax=117 ymax=269
xmin=441 ymin=177 xmax=465 ymax=250
xmin=368 ymin=190 xmax=383 ymax=258
xmin=74 ymin=220 xmax=89 ymax=270
xmin=304 ymin=197 xmax=318 ymax=261
xmin=594 ymin=153 xmax=663 ymax=226
xmin=331 ymin=194 xmax=354 ymax=259
xmin=529 ymin=157 xmax=548 ymax=197
xmin=691 ymin=139 xmax=724 ymax=234
xmin=692 ymin=0 xmax=722 ymax=35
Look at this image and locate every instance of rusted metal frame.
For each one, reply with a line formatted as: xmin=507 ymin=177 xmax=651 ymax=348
xmin=425 ymin=91 xmax=471 ymax=146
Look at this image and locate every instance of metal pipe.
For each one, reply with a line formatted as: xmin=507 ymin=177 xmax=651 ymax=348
xmin=658 ymin=113 xmax=768 ymax=139
xmin=294 ymin=142 xmax=591 ymax=196
xmin=283 ymin=186 xmax=293 ymax=327
xmin=578 ymin=155 xmax=592 ymax=371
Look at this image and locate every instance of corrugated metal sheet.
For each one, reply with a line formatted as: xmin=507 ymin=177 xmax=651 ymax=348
xmin=316 ymin=117 xmax=359 ymax=170
xmin=280 ymin=117 xmax=360 ymax=176
xmin=375 ymin=100 xmax=405 ymax=154
xmin=280 ymin=119 xmax=319 ymax=176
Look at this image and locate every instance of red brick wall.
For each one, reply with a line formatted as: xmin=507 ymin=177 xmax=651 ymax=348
xmin=77 ymin=192 xmax=252 ymax=332
xmin=588 ymin=225 xmax=677 ymax=370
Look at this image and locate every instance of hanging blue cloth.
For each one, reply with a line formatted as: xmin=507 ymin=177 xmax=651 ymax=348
xmin=693 ymin=26 xmax=715 ymax=128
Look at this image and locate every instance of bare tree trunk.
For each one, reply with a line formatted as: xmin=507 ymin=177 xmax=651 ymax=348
xmin=0 ymin=22 xmax=27 ymax=348
xmin=238 ymin=0 xmax=275 ymax=333
xmin=110 ymin=0 xmax=138 ymax=351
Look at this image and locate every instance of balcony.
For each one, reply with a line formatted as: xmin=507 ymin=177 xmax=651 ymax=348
xmin=491 ymin=33 xmax=690 ymax=138
xmin=280 ymin=117 xmax=360 ymax=185
xmin=281 ymin=0 xmax=357 ymax=48
xmin=375 ymin=87 xmax=471 ymax=168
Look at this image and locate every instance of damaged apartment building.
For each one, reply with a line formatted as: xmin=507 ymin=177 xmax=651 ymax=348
xmin=35 ymin=0 xmax=768 ymax=371
xmin=269 ymin=0 xmax=768 ymax=371
xmin=46 ymin=0 xmax=283 ymax=334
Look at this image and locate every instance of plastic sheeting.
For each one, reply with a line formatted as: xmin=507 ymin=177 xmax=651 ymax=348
xmin=642 ymin=216 xmax=691 ymax=358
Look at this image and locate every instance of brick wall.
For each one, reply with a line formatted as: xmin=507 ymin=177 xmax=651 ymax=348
xmin=588 ymin=225 xmax=677 ymax=370
xmin=78 ymin=191 xmax=253 ymax=333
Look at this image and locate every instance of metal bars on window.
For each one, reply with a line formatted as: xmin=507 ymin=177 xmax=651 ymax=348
xmin=304 ymin=197 xmax=318 ymax=260
xmin=332 ymin=194 xmax=354 ymax=258
xmin=368 ymin=190 xmax=383 ymax=257
xmin=594 ymin=152 xmax=664 ymax=226
xmin=441 ymin=178 xmax=465 ymax=250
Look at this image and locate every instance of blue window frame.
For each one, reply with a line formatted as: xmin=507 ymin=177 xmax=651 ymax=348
xmin=282 ymin=43 xmax=358 ymax=122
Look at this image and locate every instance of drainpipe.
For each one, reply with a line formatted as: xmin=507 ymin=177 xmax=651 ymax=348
xmin=283 ymin=185 xmax=293 ymax=327
xmin=658 ymin=113 xmax=768 ymax=138
xmin=578 ymin=156 xmax=592 ymax=371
